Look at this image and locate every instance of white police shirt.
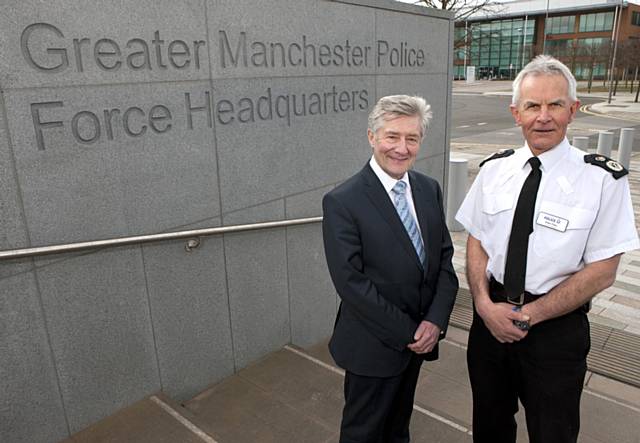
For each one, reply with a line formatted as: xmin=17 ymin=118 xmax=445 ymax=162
xmin=455 ymin=138 xmax=639 ymax=294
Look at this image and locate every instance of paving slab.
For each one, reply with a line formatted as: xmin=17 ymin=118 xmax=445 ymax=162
xmin=61 ymin=332 xmax=640 ymax=443
xmin=236 ymin=348 xmax=345 ymax=429
xmin=184 ymin=362 xmax=335 ymax=443
xmin=60 ymin=395 xmax=208 ymax=443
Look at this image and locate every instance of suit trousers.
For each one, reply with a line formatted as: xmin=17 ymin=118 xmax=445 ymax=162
xmin=467 ymin=307 xmax=590 ymax=443
xmin=339 ymin=354 xmax=423 ymax=443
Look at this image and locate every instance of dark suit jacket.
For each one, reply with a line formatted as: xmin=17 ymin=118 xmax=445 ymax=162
xmin=322 ymin=163 xmax=458 ymax=377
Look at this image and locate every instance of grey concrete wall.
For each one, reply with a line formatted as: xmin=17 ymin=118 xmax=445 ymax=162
xmin=0 ymin=0 xmax=453 ymax=441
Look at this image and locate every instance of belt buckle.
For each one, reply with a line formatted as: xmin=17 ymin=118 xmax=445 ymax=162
xmin=507 ymin=293 xmax=525 ymax=306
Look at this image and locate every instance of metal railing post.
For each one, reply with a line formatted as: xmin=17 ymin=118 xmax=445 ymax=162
xmin=597 ymin=131 xmax=614 ymax=157
xmin=617 ymin=128 xmax=635 ymax=169
xmin=446 ymin=158 xmax=468 ymax=232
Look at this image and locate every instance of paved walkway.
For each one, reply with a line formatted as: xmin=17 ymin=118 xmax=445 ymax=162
xmin=451 ymin=80 xmax=640 ymax=335
xmin=65 ymin=328 xmax=640 ymax=443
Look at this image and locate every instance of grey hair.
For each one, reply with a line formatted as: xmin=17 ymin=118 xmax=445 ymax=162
xmin=368 ymin=95 xmax=432 ymax=138
xmin=512 ymin=55 xmax=577 ymax=105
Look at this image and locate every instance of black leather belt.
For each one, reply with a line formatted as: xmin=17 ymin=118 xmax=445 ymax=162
xmin=489 ymin=277 xmax=543 ymax=306
xmin=489 ymin=276 xmax=590 ymax=313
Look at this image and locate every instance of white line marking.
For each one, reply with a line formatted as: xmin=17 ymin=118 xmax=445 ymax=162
xmin=477 ymin=122 xmax=488 ymax=126
xmin=150 ymin=396 xmax=219 ymax=443
xmin=583 ymin=389 xmax=640 ymax=413
xmin=283 ymin=345 xmax=472 ymax=435
xmin=443 ymin=339 xmax=468 ymax=351
xmin=580 ymin=105 xmax=640 ymax=122
xmin=283 ymin=345 xmax=345 ymax=376
xmin=412 ymin=404 xmax=472 ymax=435
xmin=457 ymin=125 xmax=470 ymax=129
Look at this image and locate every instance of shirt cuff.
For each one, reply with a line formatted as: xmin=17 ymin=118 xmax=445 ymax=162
xmin=454 ymin=214 xmax=481 ymax=240
xmin=584 ymin=238 xmax=640 ymax=263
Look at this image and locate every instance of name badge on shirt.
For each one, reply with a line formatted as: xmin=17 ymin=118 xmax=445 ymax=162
xmin=536 ymin=212 xmax=568 ymax=232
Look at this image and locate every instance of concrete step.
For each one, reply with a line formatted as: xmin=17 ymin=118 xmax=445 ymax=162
xmin=61 ymin=333 xmax=640 ymax=443
xmin=59 ymin=394 xmax=215 ymax=443
xmin=183 ymin=343 xmax=474 ymax=443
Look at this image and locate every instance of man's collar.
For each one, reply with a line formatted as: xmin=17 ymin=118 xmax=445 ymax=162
xmin=369 ymin=156 xmax=410 ymax=193
xmin=520 ymin=138 xmax=570 ymax=172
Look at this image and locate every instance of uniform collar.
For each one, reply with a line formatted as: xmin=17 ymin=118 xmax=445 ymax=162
xmin=521 ymin=138 xmax=570 ymax=173
xmin=369 ymin=156 xmax=411 ymax=194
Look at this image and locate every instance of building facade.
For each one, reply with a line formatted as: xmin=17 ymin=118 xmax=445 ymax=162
xmin=455 ymin=0 xmax=640 ymax=80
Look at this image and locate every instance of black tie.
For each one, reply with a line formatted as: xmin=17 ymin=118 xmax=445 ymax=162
xmin=504 ymin=157 xmax=542 ymax=301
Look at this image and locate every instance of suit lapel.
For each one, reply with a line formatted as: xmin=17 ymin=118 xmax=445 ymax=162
xmin=361 ymin=164 xmax=423 ymax=270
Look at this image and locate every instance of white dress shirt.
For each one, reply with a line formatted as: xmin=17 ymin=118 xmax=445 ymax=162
xmin=369 ymin=156 xmax=423 ymax=235
xmin=455 ymin=138 xmax=639 ymax=294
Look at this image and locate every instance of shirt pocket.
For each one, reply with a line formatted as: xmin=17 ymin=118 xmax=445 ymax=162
xmin=482 ymin=193 xmax=514 ymax=215
xmin=533 ymin=201 xmax=597 ymax=265
xmin=481 ymin=193 xmax=515 ymax=252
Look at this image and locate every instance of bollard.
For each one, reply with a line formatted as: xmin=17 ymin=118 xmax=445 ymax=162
xmin=572 ymin=136 xmax=589 ymax=151
xmin=617 ymin=128 xmax=635 ymax=169
xmin=597 ymin=131 xmax=614 ymax=157
xmin=446 ymin=158 xmax=468 ymax=232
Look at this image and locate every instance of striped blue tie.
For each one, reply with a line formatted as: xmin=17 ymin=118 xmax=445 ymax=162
xmin=392 ymin=181 xmax=426 ymax=264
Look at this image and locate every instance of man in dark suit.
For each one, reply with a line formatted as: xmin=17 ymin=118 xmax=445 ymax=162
xmin=322 ymin=95 xmax=458 ymax=443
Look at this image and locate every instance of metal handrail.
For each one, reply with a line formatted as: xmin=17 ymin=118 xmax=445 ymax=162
xmin=0 ymin=216 xmax=323 ymax=261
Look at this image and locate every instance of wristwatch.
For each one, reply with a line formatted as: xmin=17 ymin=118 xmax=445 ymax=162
xmin=512 ymin=306 xmax=530 ymax=331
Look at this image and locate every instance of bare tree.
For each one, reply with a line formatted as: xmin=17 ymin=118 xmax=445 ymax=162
xmin=575 ymin=40 xmax=611 ymax=93
xmin=414 ymin=0 xmax=507 ymax=55
xmin=617 ymin=39 xmax=640 ymax=102
xmin=414 ymin=0 xmax=504 ymax=21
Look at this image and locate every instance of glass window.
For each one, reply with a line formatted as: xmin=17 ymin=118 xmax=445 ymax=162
xmin=465 ymin=17 xmax=537 ymax=74
xmin=545 ymin=15 xmax=574 ymax=34
xmin=605 ymin=12 xmax=614 ymax=29
xmin=578 ymin=37 xmax=609 ymax=48
xmin=511 ymin=53 xmax=521 ymax=65
xmin=632 ymin=11 xmax=640 ymax=26
xmin=546 ymin=39 xmax=573 ymax=57
xmin=579 ymin=11 xmax=614 ymax=32
xmin=594 ymin=63 xmax=606 ymax=77
xmin=576 ymin=37 xmax=610 ymax=58
xmin=579 ymin=14 xmax=593 ymax=32
xmin=526 ymin=20 xmax=535 ymax=35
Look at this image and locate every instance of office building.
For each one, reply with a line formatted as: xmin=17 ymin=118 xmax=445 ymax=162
xmin=455 ymin=0 xmax=640 ymax=80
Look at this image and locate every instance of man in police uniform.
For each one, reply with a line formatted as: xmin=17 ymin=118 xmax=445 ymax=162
xmin=456 ymin=55 xmax=639 ymax=443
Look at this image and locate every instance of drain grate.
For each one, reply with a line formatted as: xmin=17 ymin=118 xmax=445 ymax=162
xmin=450 ymin=287 xmax=640 ymax=388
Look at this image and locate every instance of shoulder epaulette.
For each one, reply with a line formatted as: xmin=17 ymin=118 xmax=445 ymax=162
xmin=479 ymin=149 xmax=515 ymax=168
xmin=583 ymin=154 xmax=628 ymax=179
